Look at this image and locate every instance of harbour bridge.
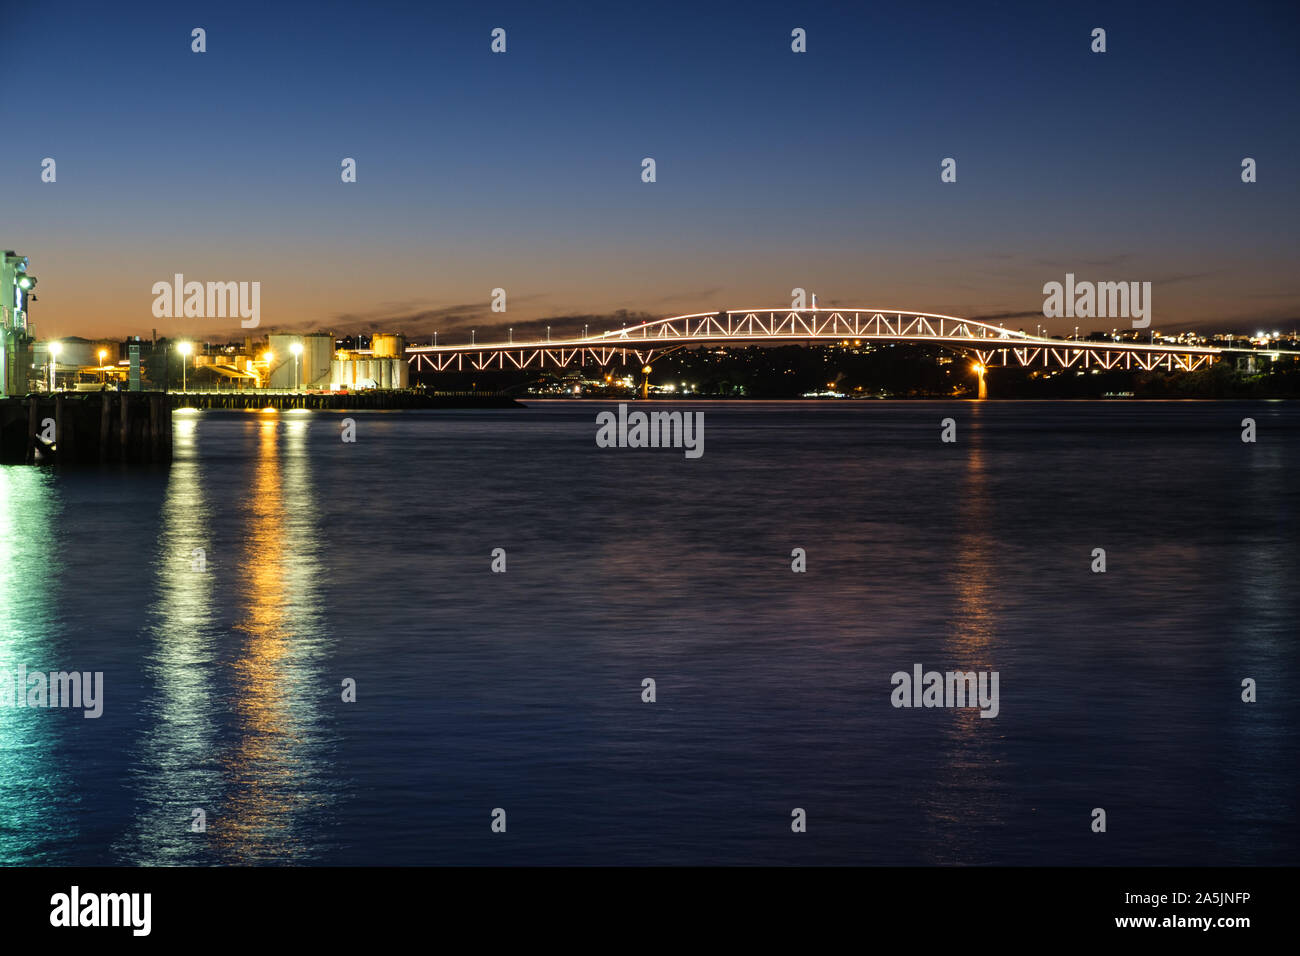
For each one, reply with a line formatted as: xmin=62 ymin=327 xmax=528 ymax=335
xmin=403 ymin=309 xmax=1231 ymax=376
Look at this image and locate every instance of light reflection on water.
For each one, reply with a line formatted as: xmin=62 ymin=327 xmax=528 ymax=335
xmin=927 ymin=407 xmax=1005 ymax=864
xmin=1 ymin=401 xmax=1296 ymax=865
xmin=214 ymin=417 xmax=334 ymax=863
xmin=0 ymin=468 xmax=76 ymax=863
xmin=115 ymin=415 xmax=220 ymax=863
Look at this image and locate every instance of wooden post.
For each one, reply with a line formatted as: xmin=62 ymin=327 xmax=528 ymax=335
xmin=26 ymin=395 xmax=40 ymax=464
xmin=120 ymin=392 xmax=131 ymax=462
xmin=54 ymin=394 xmax=68 ymax=464
xmin=148 ymin=395 xmax=161 ymax=462
xmin=162 ymin=394 xmax=173 ymax=461
xmin=100 ymin=391 xmax=111 ymax=462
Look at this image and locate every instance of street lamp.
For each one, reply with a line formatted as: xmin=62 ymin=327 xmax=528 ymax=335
xmin=178 ymin=341 xmax=192 ymax=392
xmin=48 ymin=341 xmax=62 ymax=391
xmin=290 ymin=341 xmax=303 ymax=390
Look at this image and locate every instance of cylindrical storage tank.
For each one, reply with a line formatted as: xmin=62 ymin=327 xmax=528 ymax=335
xmin=303 ymin=334 xmax=333 ymax=387
xmin=371 ymin=333 xmax=406 ymax=358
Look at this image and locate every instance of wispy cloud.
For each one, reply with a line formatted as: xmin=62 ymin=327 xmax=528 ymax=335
xmin=650 ymin=287 xmax=722 ymax=305
xmin=308 ymin=302 xmax=660 ymax=341
xmin=969 ymin=310 xmax=1045 ymax=322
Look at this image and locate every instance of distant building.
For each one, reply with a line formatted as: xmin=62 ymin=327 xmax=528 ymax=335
xmin=267 ymin=333 xmax=334 ymax=388
xmin=330 ymin=354 xmax=410 ymax=390
xmin=330 ymin=333 xmax=409 ymax=389
xmin=189 ymin=363 xmax=260 ymax=389
xmin=51 ymin=336 xmax=95 ymax=368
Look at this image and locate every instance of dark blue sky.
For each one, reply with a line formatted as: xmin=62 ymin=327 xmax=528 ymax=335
xmin=3 ymin=0 xmax=1297 ymax=339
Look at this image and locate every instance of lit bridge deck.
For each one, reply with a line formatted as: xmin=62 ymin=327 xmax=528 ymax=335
xmin=397 ymin=309 xmax=1280 ymax=374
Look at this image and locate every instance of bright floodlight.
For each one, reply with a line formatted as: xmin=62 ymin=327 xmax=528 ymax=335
xmin=48 ymin=341 xmax=62 ymax=356
xmin=290 ymin=342 xmax=303 ymax=356
xmin=178 ymin=341 xmax=192 ymax=356
xmin=263 ymin=351 xmax=274 ymax=363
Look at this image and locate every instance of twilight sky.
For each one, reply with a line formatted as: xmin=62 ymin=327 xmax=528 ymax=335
xmin=2 ymin=0 xmax=1297 ymax=342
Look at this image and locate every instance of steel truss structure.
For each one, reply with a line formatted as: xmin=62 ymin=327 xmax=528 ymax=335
xmin=402 ymin=309 xmax=1223 ymax=373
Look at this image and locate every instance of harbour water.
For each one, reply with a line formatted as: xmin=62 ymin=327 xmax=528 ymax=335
xmin=1 ymin=401 xmax=1296 ymax=865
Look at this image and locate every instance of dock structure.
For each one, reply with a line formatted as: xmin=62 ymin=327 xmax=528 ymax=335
xmin=0 ymin=389 xmax=520 ymax=465
xmin=1 ymin=391 xmax=172 ymax=465
xmin=1 ymin=390 xmax=171 ymax=463
xmin=169 ymin=389 xmax=518 ymax=410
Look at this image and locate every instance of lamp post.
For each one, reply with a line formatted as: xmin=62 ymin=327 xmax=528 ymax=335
xmin=98 ymin=349 xmax=108 ymax=384
xmin=178 ymin=341 xmax=192 ymax=391
xmin=290 ymin=341 xmax=303 ymax=390
xmin=48 ymin=341 xmax=62 ymax=391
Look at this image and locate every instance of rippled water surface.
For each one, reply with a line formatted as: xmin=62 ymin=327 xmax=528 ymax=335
xmin=1 ymin=401 xmax=1296 ymax=865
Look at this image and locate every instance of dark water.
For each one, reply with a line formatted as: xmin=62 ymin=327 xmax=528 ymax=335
xmin=1 ymin=401 xmax=1296 ymax=866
